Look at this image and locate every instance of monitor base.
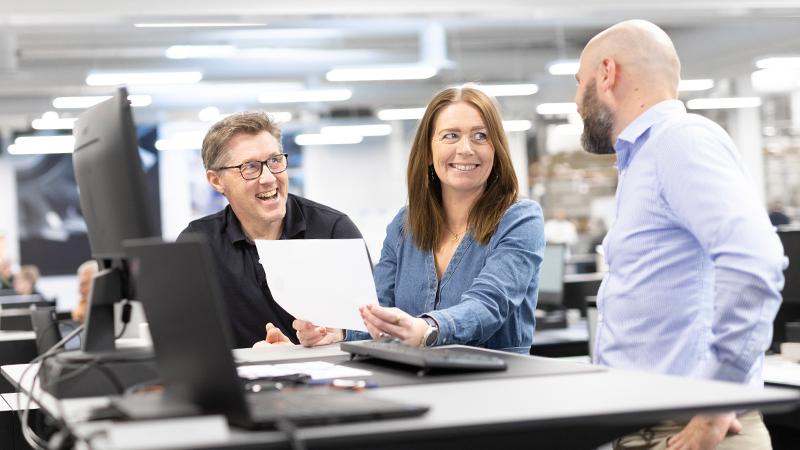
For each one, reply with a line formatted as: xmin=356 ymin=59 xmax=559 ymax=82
xmin=39 ymin=347 xmax=159 ymax=399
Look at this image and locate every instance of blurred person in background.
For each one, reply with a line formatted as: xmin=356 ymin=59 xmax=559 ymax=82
xmin=71 ymin=260 xmax=99 ymax=323
xmin=12 ymin=265 xmax=40 ymax=296
xmin=768 ymin=201 xmax=790 ymax=227
xmin=544 ymin=208 xmax=578 ymax=246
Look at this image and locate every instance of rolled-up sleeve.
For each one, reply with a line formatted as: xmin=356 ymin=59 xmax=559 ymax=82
xmin=427 ymin=201 xmax=544 ymax=347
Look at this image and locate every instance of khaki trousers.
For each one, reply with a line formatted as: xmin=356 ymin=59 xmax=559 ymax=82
xmin=612 ymin=410 xmax=771 ymax=450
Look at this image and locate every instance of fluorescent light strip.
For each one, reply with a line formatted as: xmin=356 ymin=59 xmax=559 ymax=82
xmin=480 ymin=84 xmax=539 ymax=97
xmin=377 ymin=108 xmax=426 ymax=121
xmin=166 ymin=45 xmax=237 ymax=59
xmin=155 ymin=139 xmax=203 ymax=151
xmin=503 ymin=120 xmax=533 ymax=132
xmin=685 ymin=97 xmax=762 ymax=110
xmin=554 ymin=123 xmax=584 ymax=136
xmin=53 ymin=95 xmax=152 ymax=109
xmin=320 ymin=124 xmax=392 ymax=136
xmin=547 ymin=60 xmax=581 ymax=75
xmin=9 ymin=136 xmax=75 ymax=155
xmin=536 ymin=103 xmax=578 ymax=115
xmin=678 ymin=79 xmax=715 ymax=91
xmin=295 ymin=134 xmax=363 ymax=146
xmin=86 ymin=72 xmax=202 ymax=86
xmin=326 ymin=66 xmax=437 ymax=82
xmin=135 ymin=23 xmax=265 ymax=28
xmin=258 ymin=90 xmax=351 ymax=103
xmin=31 ymin=118 xmax=78 ymax=130
xmin=756 ymin=57 xmax=800 ymax=69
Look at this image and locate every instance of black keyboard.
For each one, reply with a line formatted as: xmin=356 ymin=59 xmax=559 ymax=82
xmin=340 ymin=337 xmax=508 ymax=371
xmin=246 ymin=389 xmax=428 ymax=426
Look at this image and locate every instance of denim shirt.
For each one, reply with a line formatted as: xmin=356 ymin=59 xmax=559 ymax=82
xmin=346 ymin=199 xmax=544 ymax=354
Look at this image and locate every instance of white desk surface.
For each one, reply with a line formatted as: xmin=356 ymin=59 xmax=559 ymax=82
xmin=3 ymin=344 xmax=799 ymax=450
xmin=531 ymin=319 xmax=590 ymax=345
xmin=0 ymin=330 xmax=36 ymax=342
xmin=764 ymin=354 xmax=800 ymax=387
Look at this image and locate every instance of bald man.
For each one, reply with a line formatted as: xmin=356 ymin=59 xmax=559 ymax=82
xmin=575 ymin=20 xmax=784 ymax=450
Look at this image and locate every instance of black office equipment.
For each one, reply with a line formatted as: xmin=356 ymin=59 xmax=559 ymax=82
xmin=535 ymin=244 xmax=569 ymax=330
xmin=341 ymin=337 xmax=507 ymax=372
xmin=70 ymin=86 xmax=159 ymax=355
xmin=119 ymin=236 xmax=428 ymax=429
xmin=773 ymin=229 xmax=800 ymax=351
xmin=38 ymin=88 xmax=160 ymax=398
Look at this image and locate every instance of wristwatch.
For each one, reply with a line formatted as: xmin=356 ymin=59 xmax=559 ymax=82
xmin=420 ymin=317 xmax=439 ymax=347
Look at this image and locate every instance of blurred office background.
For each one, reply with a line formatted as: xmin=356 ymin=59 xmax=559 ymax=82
xmin=2 ymin=0 xmax=800 ymax=310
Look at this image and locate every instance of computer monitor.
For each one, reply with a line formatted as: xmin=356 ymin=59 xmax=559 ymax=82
xmin=70 ymin=87 xmax=159 ymax=357
xmin=773 ymin=229 xmax=800 ymax=350
xmin=538 ymin=244 xmax=566 ymax=306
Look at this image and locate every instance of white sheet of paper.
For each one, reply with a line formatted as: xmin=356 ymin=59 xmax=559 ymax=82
xmin=237 ymin=361 xmax=373 ymax=380
xmin=255 ymin=239 xmax=377 ymax=332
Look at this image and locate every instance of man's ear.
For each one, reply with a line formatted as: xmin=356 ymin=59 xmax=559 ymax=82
xmin=207 ymin=170 xmax=225 ymax=196
xmin=598 ymin=57 xmax=617 ymax=94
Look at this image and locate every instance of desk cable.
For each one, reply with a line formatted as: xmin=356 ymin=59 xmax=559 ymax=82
xmin=16 ymin=324 xmax=85 ymax=450
xmin=275 ymin=419 xmax=307 ymax=450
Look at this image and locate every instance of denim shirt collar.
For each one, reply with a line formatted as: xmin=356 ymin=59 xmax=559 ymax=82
xmin=614 ymin=99 xmax=686 ymax=170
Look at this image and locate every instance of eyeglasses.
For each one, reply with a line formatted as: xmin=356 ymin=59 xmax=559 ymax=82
xmin=216 ymin=153 xmax=289 ymax=180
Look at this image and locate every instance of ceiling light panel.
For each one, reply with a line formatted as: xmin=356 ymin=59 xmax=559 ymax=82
xmin=295 ymin=134 xmax=364 ymax=146
xmin=320 ymin=124 xmax=392 ymax=136
xmin=53 ymin=95 xmax=152 ymax=109
xmin=86 ymin=72 xmax=203 ymax=86
xmin=326 ymin=66 xmax=437 ymax=81
xmin=258 ymin=89 xmax=352 ymax=103
xmin=134 ymin=23 xmax=266 ymax=28
xmin=685 ymin=97 xmax=762 ymax=109
xmin=9 ymin=136 xmax=75 ymax=155
xmin=678 ymin=79 xmax=715 ymax=91
xmin=756 ymin=57 xmax=800 ymax=69
xmin=166 ymin=45 xmax=238 ymax=59
xmin=377 ymin=108 xmax=426 ymax=121
xmin=480 ymin=84 xmax=539 ymax=97
xmin=536 ymin=103 xmax=578 ymax=115
xmin=547 ymin=59 xmax=581 ymax=75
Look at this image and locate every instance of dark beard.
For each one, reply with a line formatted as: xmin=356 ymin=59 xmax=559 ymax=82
xmin=580 ymin=79 xmax=616 ymax=155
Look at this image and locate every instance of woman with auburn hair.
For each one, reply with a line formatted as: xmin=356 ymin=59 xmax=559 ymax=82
xmin=275 ymin=85 xmax=544 ymax=353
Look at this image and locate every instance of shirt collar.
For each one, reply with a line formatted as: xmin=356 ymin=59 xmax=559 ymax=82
xmin=614 ymin=99 xmax=686 ymax=169
xmin=281 ymin=194 xmax=307 ymax=239
xmin=224 ymin=194 xmax=306 ymax=244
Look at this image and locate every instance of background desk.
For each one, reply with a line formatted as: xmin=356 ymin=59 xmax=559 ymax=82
xmin=4 ymin=345 xmax=799 ymax=450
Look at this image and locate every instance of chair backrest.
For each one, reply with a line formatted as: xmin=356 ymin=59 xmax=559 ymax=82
xmin=30 ymin=307 xmax=60 ymax=355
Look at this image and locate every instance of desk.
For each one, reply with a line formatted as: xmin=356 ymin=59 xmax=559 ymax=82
xmin=4 ymin=344 xmax=800 ymax=450
xmin=762 ymin=354 xmax=800 ymax=450
xmin=0 ymin=331 xmax=36 ymax=393
xmin=530 ymin=319 xmax=590 ymax=357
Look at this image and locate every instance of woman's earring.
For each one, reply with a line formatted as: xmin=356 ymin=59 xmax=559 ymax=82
xmin=428 ymin=165 xmax=436 ymax=182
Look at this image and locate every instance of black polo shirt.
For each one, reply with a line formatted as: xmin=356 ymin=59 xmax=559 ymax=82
xmin=179 ymin=194 xmax=363 ymax=348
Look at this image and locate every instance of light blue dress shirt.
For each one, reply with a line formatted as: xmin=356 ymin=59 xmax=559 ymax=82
xmin=346 ymin=199 xmax=545 ymax=353
xmin=595 ymin=100 xmax=785 ymax=387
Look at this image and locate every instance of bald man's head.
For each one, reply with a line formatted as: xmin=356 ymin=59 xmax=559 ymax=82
xmin=582 ymin=20 xmax=681 ymax=96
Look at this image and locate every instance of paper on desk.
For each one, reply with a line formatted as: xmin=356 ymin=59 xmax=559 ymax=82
xmin=237 ymin=361 xmax=372 ymax=380
xmin=255 ymin=239 xmax=378 ymax=332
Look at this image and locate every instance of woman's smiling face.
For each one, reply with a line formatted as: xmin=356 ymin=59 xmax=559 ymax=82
xmin=429 ymin=102 xmax=495 ymax=198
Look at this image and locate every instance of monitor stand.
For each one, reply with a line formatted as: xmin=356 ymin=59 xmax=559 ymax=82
xmin=39 ymin=267 xmax=159 ymax=399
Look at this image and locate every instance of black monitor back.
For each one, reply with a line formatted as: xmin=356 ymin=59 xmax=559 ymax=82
xmin=774 ymin=230 xmax=800 ymax=349
xmin=124 ymin=235 xmax=252 ymax=428
xmin=72 ymin=87 xmax=158 ymax=261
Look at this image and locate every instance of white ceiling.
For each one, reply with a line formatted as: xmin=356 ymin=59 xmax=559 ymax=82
xmin=1 ymin=0 xmax=800 ymax=129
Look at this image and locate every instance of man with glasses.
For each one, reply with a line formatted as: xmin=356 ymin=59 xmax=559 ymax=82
xmin=179 ymin=111 xmax=363 ymax=348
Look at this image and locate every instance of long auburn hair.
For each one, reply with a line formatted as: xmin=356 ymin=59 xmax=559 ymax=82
xmin=406 ymin=85 xmax=519 ymax=251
